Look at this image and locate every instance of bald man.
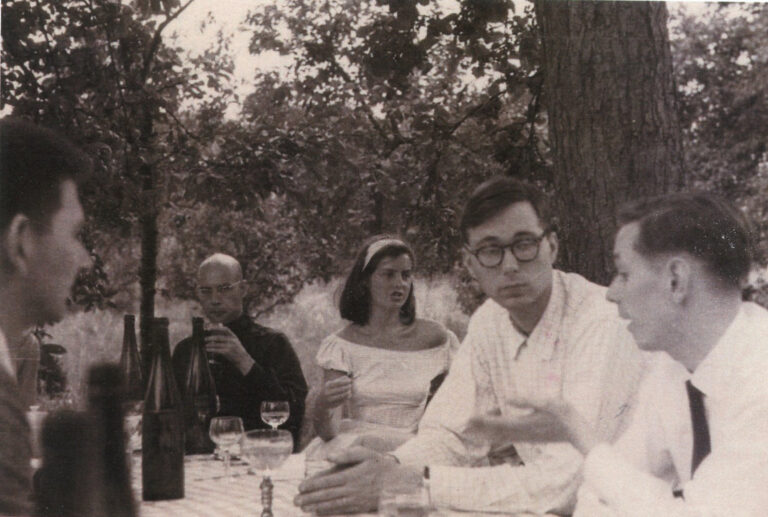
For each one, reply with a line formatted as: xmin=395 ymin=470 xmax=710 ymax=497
xmin=172 ymin=253 xmax=308 ymax=449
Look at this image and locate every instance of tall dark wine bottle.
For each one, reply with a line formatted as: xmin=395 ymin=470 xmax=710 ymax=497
xmin=119 ymin=314 xmax=143 ymax=403
xmin=142 ymin=317 xmax=184 ymax=501
xmin=181 ymin=317 xmax=218 ymax=454
xmin=88 ymin=363 xmax=136 ymax=517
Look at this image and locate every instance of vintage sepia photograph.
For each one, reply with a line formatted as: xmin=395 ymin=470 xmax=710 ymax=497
xmin=2 ymin=0 xmax=767 ymax=515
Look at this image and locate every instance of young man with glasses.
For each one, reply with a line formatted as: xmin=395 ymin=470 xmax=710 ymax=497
xmin=295 ymin=176 xmax=648 ymax=515
xmin=171 ymin=253 xmax=308 ymax=448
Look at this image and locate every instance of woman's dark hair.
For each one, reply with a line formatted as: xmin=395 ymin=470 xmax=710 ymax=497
xmin=460 ymin=176 xmax=553 ymax=242
xmin=339 ymin=235 xmax=416 ymax=326
xmin=618 ymin=192 xmax=753 ymax=289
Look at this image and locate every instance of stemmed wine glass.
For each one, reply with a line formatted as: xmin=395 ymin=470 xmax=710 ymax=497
xmin=242 ymin=429 xmax=293 ymax=517
xmin=209 ymin=416 xmax=244 ymax=478
xmin=260 ymin=401 xmax=289 ymax=430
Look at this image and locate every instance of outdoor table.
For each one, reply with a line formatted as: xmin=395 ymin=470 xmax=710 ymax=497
xmin=132 ymin=453 xmax=553 ymax=516
xmin=133 ymin=453 xmax=376 ymax=517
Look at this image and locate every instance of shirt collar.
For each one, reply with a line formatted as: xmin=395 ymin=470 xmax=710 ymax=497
xmin=0 ymin=325 xmax=15 ymax=378
xmin=690 ymin=303 xmax=748 ymax=396
xmin=506 ymin=270 xmax=564 ymax=361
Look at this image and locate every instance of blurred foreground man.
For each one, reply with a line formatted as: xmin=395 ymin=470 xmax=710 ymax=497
xmin=0 ymin=118 xmax=91 ymax=515
xmin=473 ymin=193 xmax=768 ymax=516
xmin=295 ymin=177 xmax=647 ymax=515
xmin=172 ymin=253 xmax=308 ymax=447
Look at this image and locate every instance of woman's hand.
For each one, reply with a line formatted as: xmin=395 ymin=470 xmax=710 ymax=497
xmin=316 ymin=374 xmax=352 ymax=411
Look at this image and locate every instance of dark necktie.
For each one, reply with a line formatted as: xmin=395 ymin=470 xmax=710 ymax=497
xmin=686 ymin=380 xmax=711 ymax=475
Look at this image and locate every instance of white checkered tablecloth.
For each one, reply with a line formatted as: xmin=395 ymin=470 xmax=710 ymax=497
xmin=132 ymin=454 xmax=551 ymax=516
xmin=134 ymin=453 xmax=313 ymax=517
xmin=133 ymin=453 xmax=379 ymax=517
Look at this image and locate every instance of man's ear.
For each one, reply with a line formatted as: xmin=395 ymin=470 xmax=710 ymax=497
xmin=667 ymin=257 xmax=691 ymax=304
xmin=236 ymin=279 xmax=248 ymax=298
xmin=547 ymin=231 xmax=559 ymax=264
xmin=2 ymin=214 xmax=34 ymax=277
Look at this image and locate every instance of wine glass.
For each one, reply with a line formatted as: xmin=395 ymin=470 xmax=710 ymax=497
xmin=260 ymin=400 xmax=289 ymax=430
xmin=242 ymin=429 xmax=293 ymax=517
xmin=208 ymin=416 xmax=244 ymax=478
xmin=205 ymin=322 xmax=227 ymax=377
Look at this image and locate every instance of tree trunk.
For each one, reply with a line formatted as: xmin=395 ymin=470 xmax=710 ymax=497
xmin=534 ymin=0 xmax=685 ymax=285
xmin=138 ymin=160 xmax=158 ymax=382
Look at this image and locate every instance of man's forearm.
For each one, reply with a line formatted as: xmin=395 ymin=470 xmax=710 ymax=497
xmin=427 ymin=449 xmax=582 ymax=515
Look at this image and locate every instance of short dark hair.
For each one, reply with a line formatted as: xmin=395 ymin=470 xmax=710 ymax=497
xmin=339 ymin=235 xmax=416 ymax=326
xmin=618 ymin=192 xmax=753 ymax=289
xmin=0 ymin=118 xmax=91 ymax=233
xmin=460 ymin=176 xmax=552 ymax=242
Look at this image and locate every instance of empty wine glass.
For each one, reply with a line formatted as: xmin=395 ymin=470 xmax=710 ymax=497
xmin=209 ymin=416 xmax=244 ymax=478
xmin=260 ymin=400 xmax=289 ymax=430
xmin=242 ymin=429 xmax=293 ymax=517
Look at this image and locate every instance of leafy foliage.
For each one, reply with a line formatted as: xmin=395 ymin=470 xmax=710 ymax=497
xmin=3 ymin=0 xmax=766 ymax=321
xmin=237 ymin=0 xmax=548 ymax=292
xmin=671 ymin=3 xmax=768 ymax=264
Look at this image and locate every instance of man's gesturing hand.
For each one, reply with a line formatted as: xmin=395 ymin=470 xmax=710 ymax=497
xmin=467 ymin=394 xmax=598 ymax=455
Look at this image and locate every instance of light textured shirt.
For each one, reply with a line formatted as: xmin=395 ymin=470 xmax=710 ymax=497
xmin=0 ymin=326 xmax=14 ymax=378
xmin=393 ymin=270 xmax=647 ymax=514
xmin=575 ymin=301 xmax=768 ymax=517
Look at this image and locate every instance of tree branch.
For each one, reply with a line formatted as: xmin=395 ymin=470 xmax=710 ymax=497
xmin=141 ymin=0 xmax=195 ymax=83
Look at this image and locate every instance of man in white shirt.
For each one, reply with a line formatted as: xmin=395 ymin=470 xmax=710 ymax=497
xmin=472 ymin=193 xmax=768 ymax=516
xmin=295 ymin=176 xmax=647 ymax=515
xmin=0 ymin=118 xmax=92 ymax=515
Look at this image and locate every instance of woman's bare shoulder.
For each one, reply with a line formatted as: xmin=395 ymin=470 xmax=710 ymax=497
xmin=409 ymin=318 xmax=450 ymax=349
xmin=336 ymin=323 xmax=359 ymax=342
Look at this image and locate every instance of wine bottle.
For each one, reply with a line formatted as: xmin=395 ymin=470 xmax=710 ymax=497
xmin=181 ymin=317 xmax=218 ymax=454
xmin=87 ymin=363 xmax=136 ymax=517
xmin=119 ymin=314 xmax=143 ymax=402
xmin=142 ymin=317 xmax=184 ymax=501
xmin=119 ymin=314 xmax=143 ymax=453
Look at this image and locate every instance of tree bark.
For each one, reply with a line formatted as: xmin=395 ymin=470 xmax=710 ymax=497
xmin=534 ymin=0 xmax=685 ymax=284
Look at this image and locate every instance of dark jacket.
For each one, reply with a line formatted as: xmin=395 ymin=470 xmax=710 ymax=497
xmin=172 ymin=314 xmax=308 ymax=449
xmin=0 ymin=366 xmax=33 ymax=515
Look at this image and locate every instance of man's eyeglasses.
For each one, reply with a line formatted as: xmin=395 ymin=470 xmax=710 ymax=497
xmin=465 ymin=232 xmax=549 ymax=268
xmin=196 ymin=281 xmax=241 ymax=297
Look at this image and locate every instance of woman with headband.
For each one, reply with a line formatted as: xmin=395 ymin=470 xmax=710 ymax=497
xmin=306 ymin=236 xmax=459 ymax=455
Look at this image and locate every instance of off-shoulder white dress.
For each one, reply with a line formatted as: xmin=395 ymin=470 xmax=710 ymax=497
xmin=305 ymin=328 xmax=459 ymax=456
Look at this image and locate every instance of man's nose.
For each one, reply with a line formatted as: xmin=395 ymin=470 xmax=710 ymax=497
xmin=500 ymin=247 xmax=519 ymax=273
xmin=606 ymin=279 xmax=619 ymax=303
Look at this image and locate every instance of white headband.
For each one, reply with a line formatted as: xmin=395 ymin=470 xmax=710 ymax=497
xmin=363 ymin=238 xmax=406 ymax=270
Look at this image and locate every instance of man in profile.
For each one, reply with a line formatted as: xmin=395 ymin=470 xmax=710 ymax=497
xmin=0 ymin=118 xmax=92 ymax=515
xmin=172 ymin=253 xmax=308 ymax=448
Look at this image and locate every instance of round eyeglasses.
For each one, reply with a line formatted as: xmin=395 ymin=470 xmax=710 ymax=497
xmin=196 ymin=281 xmax=241 ymax=298
xmin=465 ymin=232 xmax=549 ymax=268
